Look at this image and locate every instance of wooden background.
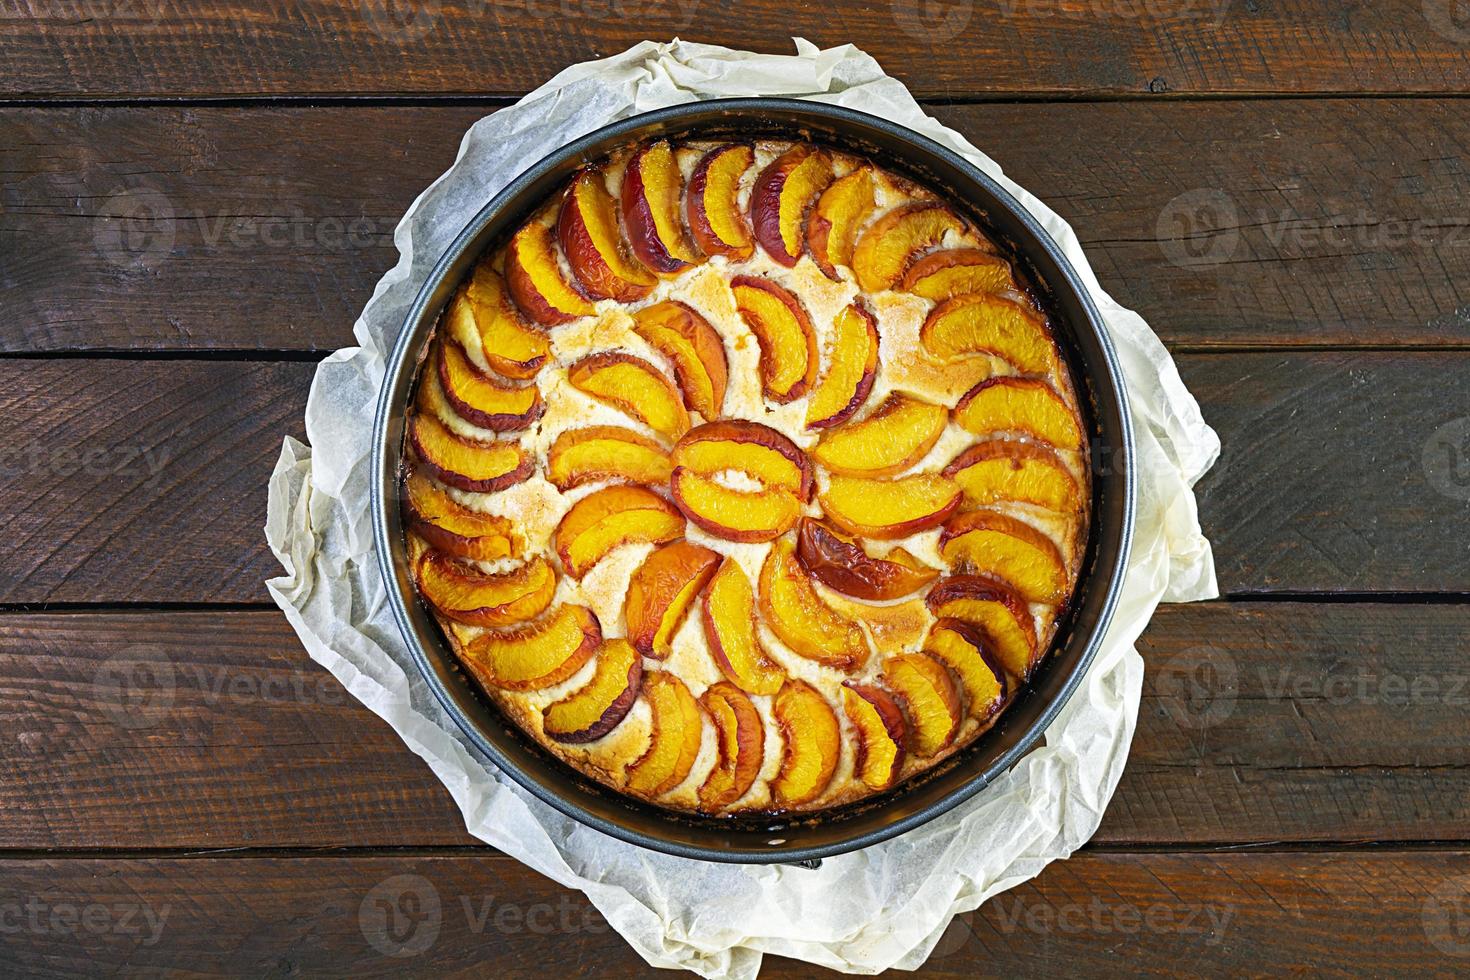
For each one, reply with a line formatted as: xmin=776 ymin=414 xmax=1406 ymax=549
xmin=3 ymin=2 xmax=1470 ymax=974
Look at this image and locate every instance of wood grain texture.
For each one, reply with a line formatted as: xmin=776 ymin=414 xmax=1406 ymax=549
xmin=4 ymin=1 xmax=1470 ymax=99
xmin=6 ymin=100 xmax=1470 ymax=352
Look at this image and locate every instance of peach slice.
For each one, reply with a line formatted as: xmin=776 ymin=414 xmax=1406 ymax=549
xmin=883 ymin=652 xmax=962 ymax=758
xmin=542 ymin=638 xmax=643 ymax=744
xmin=954 ymin=376 xmax=1083 ymax=451
xmin=841 ymin=683 xmax=907 ymax=790
xmin=771 ymin=680 xmax=840 ymax=807
xmin=923 ymin=618 xmax=1007 ymax=719
xmin=899 ymin=248 xmax=1014 ymax=301
xmin=409 ymin=412 xmax=533 ymax=494
xmin=631 ymin=301 xmax=729 ymax=419
xmin=404 ymin=468 xmax=518 ymax=561
xmin=942 ymin=440 xmax=1080 ymax=512
xmin=671 ymin=420 xmax=813 ymax=500
xmin=622 ymin=140 xmax=701 ymax=274
xmin=925 ymin=575 xmax=1038 ymax=681
xmin=624 ymin=539 xmax=721 ymax=658
xmin=806 ymin=166 xmax=877 ymax=280
xmin=504 ymin=219 xmax=595 ymax=326
xmin=546 ymin=426 xmax=671 ymax=491
xmin=758 ymin=538 xmax=869 ymax=670
xmin=456 ymin=263 xmax=550 ymax=380
xmin=702 ymin=557 xmax=786 ymax=696
xmin=670 ymin=467 xmax=803 ymax=544
xmin=462 ymin=604 xmax=601 ymax=691
xmin=567 ymin=352 xmax=690 ymax=441
xmin=687 ymin=143 xmax=755 ymax=261
xmin=819 ymin=473 xmax=962 ymax=540
xmin=810 ymin=392 xmax=949 ymax=478
xmin=625 ymin=671 xmax=703 ymax=796
xmin=729 ymin=276 xmax=818 ymax=404
xmin=795 ymin=518 xmax=938 ymax=601
xmin=750 ymin=144 xmax=834 ymax=267
xmin=437 ymin=340 xmax=544 ymax=432
xmin=698 ymin=682 xmax=764 ymax=811
xmin=940 ymin=510 xmax=1068 ymax=603
xmin=919 ymin=293 xmax=1057 ymax=375
xmin=415 ymin=551 xmax=556 ymax=627
xmin=552 ymin=485 xmax=685 ymax=579
xmin=852 ymin=203 xmax=965 ymax=292
xmin=805 ymin=301 xmax=879 ymax=430
xmin=558 ymin=168 xmax=657 ymax=302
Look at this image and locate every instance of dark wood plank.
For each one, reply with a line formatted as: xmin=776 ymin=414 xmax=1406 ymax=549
xmin=4 ymin=1 xmax=1469 ymax=99
xmin=6 ymin=100 xmax=1470 ymax=352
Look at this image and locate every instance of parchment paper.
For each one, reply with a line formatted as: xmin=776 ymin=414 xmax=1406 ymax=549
xmin=265 ymin=38 xmax=1220 ymax=978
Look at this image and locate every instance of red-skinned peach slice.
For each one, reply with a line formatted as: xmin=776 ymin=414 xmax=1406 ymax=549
xmin=462 ymin=604 xmax=601 ymax=691
xmin=841 ymin=683 xmax=907 ymax=790
xmin=504 ymin=219 xmax=595 ymax=326
xmin=624 ymin=539 xmax=721 ymax=658
xmin=437 ymin=340 xmax=544 ymax=432
xmin=404 ymin=468 xmax=518 ymax=561
xmin=925 ymin=576 xmax=1038 ymax=681
xmin=698 ymin=682 xmax=764 ymax=811
xmin=806 ymin=166 xmax=877 ymax=280
xmin=758 ymin=538 xmax=869 ymax=671
xmin=729 ymin=275 xmax=818 ymax=404
xmin=454 ymin=263 xmax=550 ymax=380
xmin=819 ymin=473 xmax=962 ymax=540
xmin=940 ymin=510 xmax=1069 ymax=603
xmin=883 ymin=652 xmax=962 ymax=758
xmin=622 ymin=140 xmax=701 ymax=274
xmin=771 ymin=680 xmax=840 ymax=807
xmin=567 ymin=352 xmax=691 ymax=441
xmin=923 ymin=618 xmax=1008 ymax=719
xmin=552 ymin=485 xmax=685 ymax=579
xmin=702 ymin=557 xmax=786 ymax=695
xmin=625 ymin=671 xmax=703 ymax=796
xmin=795 ymin=518 xmax=938 ymax=601
xmin=899 ymin=248 xmax=1015 ymax=301
xmin=558 ymin=168 xmax=657 ymax=302
xmin=687 ymin=143 xmax=755 ymax=260
xmin=852 ymin=203 xmax=965 ymax=292
xmin=546 ymin=426 xmax=671 ymax=491
xmin=811 ymin=392 xmax=949 ymax=478
xmin=806 ymin=300 xmax=880 ymax=429
xmin=750 ymin=144 xmax=834 ymax=267
xmin=542 ymin=638 xmax=643 ymax=744
xmin=415 ymin=551 xmax=556 ymax=627
xmin=631 ymin=301 xmax=729 ymax=419
xmin=919 ymin=293 xmax=1058 ymax=375
xmin=669 ymin=467 xmax=803 ymax=544
xmin=409 ymin=412 xmax=533 ymax=494
xmin=671 ymin=419 xmax=813 ymax=500
xmin=942 ymin=440 xmax=1080 ymax=512
xmin=954 ymin=376 xmax=1083 ymax=450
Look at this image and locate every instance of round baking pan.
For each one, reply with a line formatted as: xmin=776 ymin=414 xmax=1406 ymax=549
xmin=372 ymin=98 xmax=1135 ymax=865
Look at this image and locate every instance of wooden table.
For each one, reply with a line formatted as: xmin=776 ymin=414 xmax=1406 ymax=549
xmin=3 ymin=3 xmax=1468 ymax=974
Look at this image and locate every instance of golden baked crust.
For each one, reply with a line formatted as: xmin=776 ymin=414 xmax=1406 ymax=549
xmin=401 ymin=138 xmax=1090 ymax=816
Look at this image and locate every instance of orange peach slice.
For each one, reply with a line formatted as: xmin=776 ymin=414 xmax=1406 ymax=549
xmin=404 ymin=468 xmax=518 ymax=561
xmin=925 ymin=576 xmax=1038 ymax=681
xmin=622 ymin=140 xmax=701 ymax=274
xmin=625 ymin=671 xmax=703 ymax=796
xmin=811 ymin=392 xmax=949 ymax=478
xmin=899 ymin=248 xmax=1014 ymax=301
xmin=670 ymin=467 xmax=803 ymax=544
xmin=698 ymin=681 xmax=764 ymax=811
xmin=546 ymin=426 xmax=671 ymax=491
xmin=631 ymin=301 xmax=729 ymax=419
xmin=542 ymin=638 xmax=643 ymax=744
xmin=687 ymin=143 xmax=755 ymax=261
xmin=771 ymin=680 xmax=841 ymax=807
xmin=409 ymin=412 xmax=533 ymax=494
xmin=750 ymin=144 xmax=833 ymax=267
xmin=437 ymin=340 xmax=544 ymax=432
xmin=567 ymin=352 xmax=690 ymax=441
xmin=462 ymin=604 xmax=601 ymax=691
xmin=758 ymin=538 xmax=869 ymax=670
xmin=852 ymin=203 xmax=965 ymax=292
xmin=504 ymin=219 xmax=595 ymax=326
xmin=558 ymin=168 xmax=656 ymax=302
xmin=942 ymin=440 xmax=1080 ymax=512
xmin=552 ymin=485 xmax=685 ymax=579
xmin=923 ymin=618 xmax=1007 ymax=719
xmin=805 ymin=301 xmax=880 ymax=430
xmin=954 ymin=377 xmax=1083 ymax=450
xmin=702 ymin=557 xmax=786 ymax=696
xmin=729 ymin=276 xmax=818 ymax=404
xmin=883 ymin=652 xmax=962 ymax=758
xmin=841 ymin=683 xmax=907 ymax=790
xmin=415 ymin=551 xmax=556 ymax=627
xmin=919 ymin=293 xmax=1057 ymax=375
xmin=671 ymin=419 xmax=813 ymax=500
xmin=806 ymin=166 xmax=877 ymax=280
xmin=795 ymin=518 xmax=938 ymax=601
xmin=819 ymin=472 xmax=962 ymax=540
xmin=940 ymin=510 xmax=1069 ymax=603
xmin=624 ymin=539 xmax=721 ymax=658
xmin=456 ymin=263 xmax=550 ymax=380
